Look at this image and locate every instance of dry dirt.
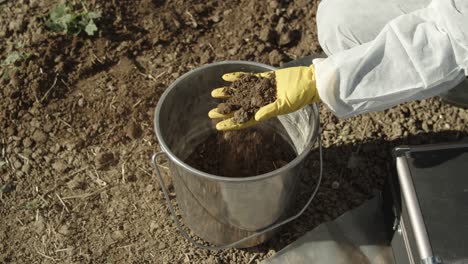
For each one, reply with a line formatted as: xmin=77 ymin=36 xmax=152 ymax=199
xmin=185 ymin=129 xmax=295 ymax=178
xmin=1 ymin=0 xmax=468 ymax=263
xmin=218 ymin=73 xmax=276 ymax=124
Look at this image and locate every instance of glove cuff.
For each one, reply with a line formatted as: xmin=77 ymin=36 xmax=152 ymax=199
xmin=308 ymin=65 xmax=320 ymax=103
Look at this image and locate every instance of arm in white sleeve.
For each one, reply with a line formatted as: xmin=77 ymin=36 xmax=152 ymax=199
xmin=314 ymin=0 xmax=468 ymax=118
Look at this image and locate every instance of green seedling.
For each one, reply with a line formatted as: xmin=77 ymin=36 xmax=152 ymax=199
xmin=22 ymin=197 xmax=49 ymax=210
xmin=45 ymin=2 xmax=101 ymax=36
xmin=0 ymin=182 xmax=14 ymax=193
xmin=1 ymin=50 xmax=31 ymax=80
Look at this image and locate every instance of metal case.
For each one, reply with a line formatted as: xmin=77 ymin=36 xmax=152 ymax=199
xmin=385 ymin=142 xmax=468 ymax=264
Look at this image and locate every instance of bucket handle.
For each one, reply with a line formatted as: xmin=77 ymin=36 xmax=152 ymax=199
xmin=151 ymin=134 xmax=323 ymax=251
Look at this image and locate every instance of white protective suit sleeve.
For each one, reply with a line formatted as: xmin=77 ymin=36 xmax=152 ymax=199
xmin=313 ymin=0 xmax=468 ymax=118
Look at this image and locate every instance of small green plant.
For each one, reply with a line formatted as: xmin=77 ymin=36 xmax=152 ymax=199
xmin=1 ymin=49 xmax=31 ymax=80
xmin=22 ymin=197 xmax=49 ymax=210
xmin=45 ymin=2 xmax=101 ymax=36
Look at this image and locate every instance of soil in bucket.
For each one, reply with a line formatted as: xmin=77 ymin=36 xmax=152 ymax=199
xmin=184 ymin=128 xmax=296 ymax=177
xmin=217 ymin=73 xmax=276 ymax=124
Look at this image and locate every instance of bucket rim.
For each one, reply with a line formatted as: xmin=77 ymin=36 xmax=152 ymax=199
xmin=154 ymin=60 xmax=319 ymax=182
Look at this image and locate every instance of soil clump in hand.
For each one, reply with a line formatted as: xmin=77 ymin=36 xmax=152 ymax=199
xmin=185 ymin=128 xmax=295 ymax=177
xmin=218 ymin=74 xmax=276 ymax=123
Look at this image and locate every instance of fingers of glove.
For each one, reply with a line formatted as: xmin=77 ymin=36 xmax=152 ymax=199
xmin=256 ymin=71 xmax=274 ymax=78
xmin=222 ymin=71 xmax=273 ymax=82
xmin=215 ymin=118 xmax=258 ymax=131
xmin=255 ymin=100 xmax=282 ymax=122
xmin=222 ymin=72 xmax=249 ymax=82
xmin=211 ymin=87 xmax=231 ymax=99
xmin=208 ymin=108 xmax=234 ymax=119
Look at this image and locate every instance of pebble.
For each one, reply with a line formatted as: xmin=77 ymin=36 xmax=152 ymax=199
xmin=146 ymin=184 xmax=154 ymax=193
xmin=269 ymin=0 xmax=279 ymax=9
xmin=331 ymin=181 xmax=340 ymax=189
xmin=268 ymin=49 xmax=283 ymax=66
xmin=158 ymin=242 xmax=167 ymax=250
xmin=13 ymin=160 xmax=22 ymax=170
xmin=52 ymin=161 xmax=69 ymax=173
xmin=259 ymin=28 xmax=275 ymax=42
xmin=210 ymin=14 xmax=220 ymax=23
xmin=58 ymin=224 xmax=70 ymax=235
xmin=8 ymin=16 xmax=24 ymax=32
xmin=111 ymin=230 xmax=125 ymax=241
xmin=34 ymin=216 xmax=45 ymax=234
xmin=78 ymin=98 xmax=85 ymax=107
xmin=150 ymin=221 xmax=159 ymax=233
xmin=227 ymin=47 xmax=238 ymax=56
xmin=21 ymin=162 xmax=30 ymax=173
xmin=31 ymin=129 xmax=48 ymax=144
xmin=22 ymin=137 xmax=33 ymax=148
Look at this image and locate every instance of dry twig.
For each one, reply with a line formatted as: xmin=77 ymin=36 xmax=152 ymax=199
xmin=55 ymin=193 xmax=70 ymax=213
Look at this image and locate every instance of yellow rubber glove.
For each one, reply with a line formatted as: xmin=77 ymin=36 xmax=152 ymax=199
xmin=209 ymin=65 xmax=320 ymax=131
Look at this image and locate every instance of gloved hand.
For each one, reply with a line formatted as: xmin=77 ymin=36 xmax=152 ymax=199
xmin=209 ymin=65 xmax=320 ymax=131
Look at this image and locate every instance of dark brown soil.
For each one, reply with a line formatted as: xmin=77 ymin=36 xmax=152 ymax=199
xmin=185 ymin=129 xmax=295 ymax=177
xmin=218 ymin=74 xmax=276 ymax=123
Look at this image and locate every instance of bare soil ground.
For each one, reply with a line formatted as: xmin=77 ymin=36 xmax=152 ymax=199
xmin=1 ymin=0 xmax=468 ymax=263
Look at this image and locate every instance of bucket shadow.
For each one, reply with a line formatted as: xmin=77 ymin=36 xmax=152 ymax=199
xmin=242 ymin=130 xmax=468 ymax=254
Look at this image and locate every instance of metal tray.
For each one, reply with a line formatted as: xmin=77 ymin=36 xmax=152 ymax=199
xmin=386 ymin=142 xmax=468 ymax=264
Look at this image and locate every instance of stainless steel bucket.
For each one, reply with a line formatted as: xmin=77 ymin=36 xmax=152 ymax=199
xmin=152 ymin=61 xmax=320 ymax=249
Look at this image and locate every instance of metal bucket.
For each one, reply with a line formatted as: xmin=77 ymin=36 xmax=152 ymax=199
xmin=152 ymin=61 xmax=320 ymax=249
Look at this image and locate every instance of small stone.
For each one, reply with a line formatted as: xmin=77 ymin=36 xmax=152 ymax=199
xmin=158 ymin=242 xmax=167 ymax=250
xmin=77 ymin=98 xmax=85 ymax=107
xmin=34 ymin=217 xmax=45 ymax=234
xmin=32 ymin=130 xmax=48 ymax=144
xmin=256 ymin=43 xmax=266 ymax=53
xmin=210 ymin=14 xmax=220 ymax=23
xmin=233 ymin=109 xmax=249 ymax=123
xmin=52 ymin=161 xmax=69 ymax=173
xmin=267 ymin=249 xmax=276 ymax=257
xmin=227 ymin=47 xmax=238 ymax=56
xmin=275 ymin=17 xmax=286 ymax=33
xmin=422 ymin=122 xmax=429 ymax=132
xmin=149 ymin=221 xmax=159 ymax=233
xmin=146 ymin=184 xmax=154 ymax=193
xmin=6 ymin=127 xmax=16 ymax=136
xmin=268 ymin=49 xmax=284 ymax=66
xmin=217 ymin=103 xmax=233 ymax=114
xmin=259 ymin=28 xmax=276 ymax=42
xmin=279 ymin=32 xmax=292 ymax=46
xmin=13 ymin=160 xmax=23 ymax=170
xmin=58 ymin=224 xmax=70 ymax=235
xmin=8 ymin=17 xmax=24 ymax=32
xmin=23 ymin=137 xmax=33 ymax=148
xmin=331 ymin=181 xmax=340 ymax=189
xmin=111 ymin=230 xmax=124 ymax=241
xmin=8 ymin=70 xmax=20 ymax=87
xmin=21 ymin=163 xmax=31 ymax=173
xmin=206 ymin=256 xmax=217 ymax=264
xmin=269 ymin=0 xmax=279 ymax=9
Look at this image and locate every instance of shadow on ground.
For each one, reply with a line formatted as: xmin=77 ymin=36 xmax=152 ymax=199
xmin=244 ymin=130 xmax=468 ymax=254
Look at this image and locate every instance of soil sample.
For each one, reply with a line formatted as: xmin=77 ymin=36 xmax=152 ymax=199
xmin=218 ymin=74 xmax=276 ymax=124
xmin=184 ymin=128 xmax=296 ymax=177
